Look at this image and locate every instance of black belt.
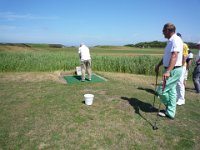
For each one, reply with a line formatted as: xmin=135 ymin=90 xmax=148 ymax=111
xmin=164 ymin=66 xmax=182 ymax=70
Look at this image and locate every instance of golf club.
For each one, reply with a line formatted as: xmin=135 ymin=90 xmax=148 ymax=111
xmin=152 ymin=101 xmax=161 ymax=130
xmin=152 ymin=72 xmax=158 ymax=108
xmin=162 ymin=76 xmax=166 ymax=94
xmin=152 ymin=76 xmax=166 ymax=130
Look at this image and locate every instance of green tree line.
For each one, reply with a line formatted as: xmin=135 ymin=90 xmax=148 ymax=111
xmin=125 ymin=41 xmax=197 ymax=49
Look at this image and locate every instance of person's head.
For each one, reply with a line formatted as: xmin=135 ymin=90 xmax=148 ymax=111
xmin=188 ymin=49 xmax=191 ymax=54
xmin=176 ymin=33 xmax=182 ymax=38
xmin=162 ymin=23 xmax=176 ymax=39
xmin=80 ymin=43 xmax=84 ymax=47
xmin=197 ymin=41 xmax=200 ymax=49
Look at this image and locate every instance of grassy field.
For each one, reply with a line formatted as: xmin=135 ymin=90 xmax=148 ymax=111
xmin=0 ymin=72 xmax=199 ymax=150
xmin=0 ymin=44 xmax=199 ymax=149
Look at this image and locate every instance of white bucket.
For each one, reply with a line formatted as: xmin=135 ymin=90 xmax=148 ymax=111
xmin=84 ymin=94 xmax=94 ymax=105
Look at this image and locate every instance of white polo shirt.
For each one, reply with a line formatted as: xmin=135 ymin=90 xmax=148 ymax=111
xmin=163 ymin=34 xmax=183 ymax=67
xmin=188 ymin=52 xmax=193 ymax=59
xmin=78 ymin=45 xmax=91 ymax=61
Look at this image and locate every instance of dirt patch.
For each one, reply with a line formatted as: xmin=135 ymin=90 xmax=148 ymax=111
xmin=0 ymin=71 xmax=75 ymax=84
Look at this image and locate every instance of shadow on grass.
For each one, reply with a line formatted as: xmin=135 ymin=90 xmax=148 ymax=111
xmin=73 ymin=75 xmax=82 ymax=80
xmin=121 ymin=96 xmax=158 ymax=128
xmin=137 ymin=87 xmax=155 ymax=95
xmin=121 ymin=97 xmax=158 ymax=113
xmin=185 ymin=87 xmax=196 ymax=93
xmin=73 ymin=76 xmax=92 ymax=81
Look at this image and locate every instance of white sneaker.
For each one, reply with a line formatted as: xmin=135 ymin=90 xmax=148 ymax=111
xmin=158 ymin=111 xmax=174 ymax=119
xmin=158 ymin=112 xmax=166 ymax=117
xmin=176 ymin=100 xmax=185 ymax=106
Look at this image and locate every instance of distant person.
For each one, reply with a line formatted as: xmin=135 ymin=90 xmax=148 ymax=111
xmin=192 ymin=41 xmax=200 ymax=94
xmin=176 ymin=33 xmax=188 ymax=106
xmin=155 ymin=23 xmax=183 ymax=119
xmin=185 ymin=49 xmax=193 ymax=85
xmin=78 ymin=43 xmax=92 ymax=81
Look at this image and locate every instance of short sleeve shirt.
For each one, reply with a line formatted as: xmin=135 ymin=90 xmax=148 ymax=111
xmin=183 ymin=43 xmax=189 ymax=66
xmin=78 ymin=45 xmax=91 ymax=61
xmin=163 ymin=34 xmax=183 ymax=67
xmin=188 ymin=53 xmax=193 ymax=59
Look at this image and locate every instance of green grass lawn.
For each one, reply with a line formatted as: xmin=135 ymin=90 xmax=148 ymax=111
xmin=0 ymin=72 xmax=199 ymax=150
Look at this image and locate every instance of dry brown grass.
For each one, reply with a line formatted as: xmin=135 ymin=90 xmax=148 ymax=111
xmin=0 ymin=71 xmax=71 ymax=84
xmin=0 ymin=45 xmax=33 ymax=52
xmin=99 ymin=72 xmax=156 ymax=87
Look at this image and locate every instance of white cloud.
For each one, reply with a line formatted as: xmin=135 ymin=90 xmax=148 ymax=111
xmin=0 ymin=12 xmax=59 ymax=21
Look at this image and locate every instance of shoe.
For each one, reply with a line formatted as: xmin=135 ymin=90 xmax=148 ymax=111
xmin=158 ymin=112 xmax=166 ymax=117
xmin=158 ymin=111 xmax=166 ymax=117
xmin=176 ymin=100 xmax=185 ymax=106
xmin=88 ymin=78 xmax=91 ymax=81
xmin=160 ymin=109 xmax=166 ymax=113
xmin=81 ymin=79 xmax=85 ymax=82
xmin=158 ymin=111 xmax=174 ymax=119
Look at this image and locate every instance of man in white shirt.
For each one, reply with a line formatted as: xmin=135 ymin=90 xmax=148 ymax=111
xmin=155 ymin=23 xmax=183 ymax=119
xmin=78 ymin=43 xmax=92 ymax=81
xmin=192 ymin=41 xmax=200 ymax=93
xmin=176 ymin=33 xmax=188 ymax=106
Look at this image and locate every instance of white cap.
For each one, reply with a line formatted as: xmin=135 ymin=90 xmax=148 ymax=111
xmin=197 ymin=41 xmax=200 ymax=45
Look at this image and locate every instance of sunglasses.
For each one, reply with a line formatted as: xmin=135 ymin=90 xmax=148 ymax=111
xmin=162 ymin=29 xmax=169 ymax=32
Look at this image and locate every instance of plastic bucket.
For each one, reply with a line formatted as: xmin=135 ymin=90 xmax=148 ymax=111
xmin=84 ymin=94 xmax=94 ymax=105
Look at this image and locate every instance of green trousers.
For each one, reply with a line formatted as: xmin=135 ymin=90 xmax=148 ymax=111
xmin=156 ymin=67 xmax=182 ymax=118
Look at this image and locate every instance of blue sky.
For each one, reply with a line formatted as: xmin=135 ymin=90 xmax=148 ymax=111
xmin=0 ymin=0 xmax=200 ymax=46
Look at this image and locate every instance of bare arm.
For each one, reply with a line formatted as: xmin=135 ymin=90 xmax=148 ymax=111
xmin=79 ymin=53 xmax=81 ymax=59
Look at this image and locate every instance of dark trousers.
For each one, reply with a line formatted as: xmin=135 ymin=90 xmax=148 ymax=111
xmin=192 ymin=65 xmax=200 ymax=93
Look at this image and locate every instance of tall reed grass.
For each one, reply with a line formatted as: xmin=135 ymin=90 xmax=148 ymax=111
xmin=0 ymin=51 xmax=195 ymax=78
xmin=0 ymin=51 xmax=159 ymax=75
xmin=92 ymin=56 xmax=160 ymax=75
xmin=0 ymin=51 xmax=78 ymax=72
